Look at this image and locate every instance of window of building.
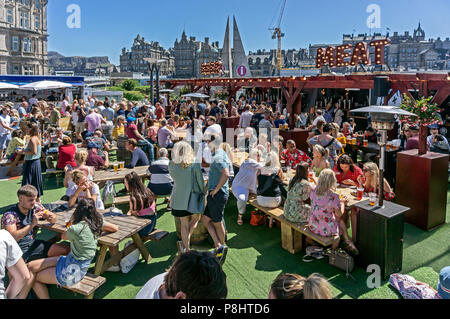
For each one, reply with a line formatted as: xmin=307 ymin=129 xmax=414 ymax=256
xmin=12 ymin=36 xmax=19 ymax=51
xmin=7 ymin=9 xmax=13 ymax=24
xmin=20 ymin=12 xmax=30 ymax=29
xmin=23 ymin=38 xmax=33 ymax=53
xmin=35 ymin=0 xmax=40 ymax=9
xmin=12 ymin=64 xmax=21 ymax=75
xmin=34 ymin=16 xmax=40 ymax=29
xmin=24 ymin=65 xmax=34 ymax=75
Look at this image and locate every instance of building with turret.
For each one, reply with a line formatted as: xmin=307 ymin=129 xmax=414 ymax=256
xmin=120 ymin=34 xmax=174 ymax=76
xmin=173 ymin=31 xmax=220 ymax=78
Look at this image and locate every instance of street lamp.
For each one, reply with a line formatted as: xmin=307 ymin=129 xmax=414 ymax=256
xmin=351 ymin=105 xmax=417 ymax=207
xmin=144 ymin=58 xmax=167 ymax=105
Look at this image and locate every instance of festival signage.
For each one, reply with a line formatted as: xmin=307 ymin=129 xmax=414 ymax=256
xmin=316 ymin=39 xmax=391 ymax=68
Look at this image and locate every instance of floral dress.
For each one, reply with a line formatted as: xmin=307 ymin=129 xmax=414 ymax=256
xmin=308 ymin=189 xmax=341 ymax=237
xmin=283 ymin=179 xmax=311 ymax=224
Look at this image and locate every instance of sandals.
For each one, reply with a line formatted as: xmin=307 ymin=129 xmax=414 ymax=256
xmin=344 ymin=240 xmax=360 ymax=256
xmin=237 ymin=214 xmax=244 ymax=226
xmin=302 ymin=246 xmax=325 ymax=263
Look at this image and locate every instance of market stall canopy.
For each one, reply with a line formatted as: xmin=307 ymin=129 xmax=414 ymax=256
xmin=0 ymin=82 xmax=19 ymax=89
xmin=20 ymin=80 xmax=73 ymax=91
xmin=182 ymin=93 xmax=210 ymax=99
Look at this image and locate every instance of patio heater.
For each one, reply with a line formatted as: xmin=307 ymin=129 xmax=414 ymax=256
xmin=350 ymin=106 xmax=416 ymax=279
xmin=350 ymin=105 xmax=417 ymax=207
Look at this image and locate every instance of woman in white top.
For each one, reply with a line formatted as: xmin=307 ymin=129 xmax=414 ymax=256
xmin=232 ymin=148 xmax=263 ymax=225
xmin=67 ymin=170 xmax=104 ymax=210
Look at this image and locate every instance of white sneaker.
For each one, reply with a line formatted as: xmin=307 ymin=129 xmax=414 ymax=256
xmin=105 ymin=265 xmax=121 ymax=272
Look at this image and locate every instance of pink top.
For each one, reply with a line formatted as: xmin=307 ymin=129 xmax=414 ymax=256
xmin=138 ymin=201 xmax=156 ymax=217
xmin=147 ymin=126 xmax=159 ymax=143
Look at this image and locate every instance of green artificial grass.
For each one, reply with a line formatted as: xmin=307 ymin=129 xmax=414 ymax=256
xmin=0 ymin=169 xmax=449 ymax=299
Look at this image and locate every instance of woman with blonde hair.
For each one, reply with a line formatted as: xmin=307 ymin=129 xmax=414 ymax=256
xmin=169 ymin=141 xmax=206 ymax=253
xmin=330 ymin=122 xmax=346 ymax=155
xmin=63 ymin=149 xmax=94 ymax=188
xmin=67 ymin=170 xmax=104 ymax=209
xmin=308 ymin=169 xmax=358 ymax=254
xmin=311 ymin=145 xmax=330 ymax=177
xmin=269 ymin=273 xmax=332 ymax=299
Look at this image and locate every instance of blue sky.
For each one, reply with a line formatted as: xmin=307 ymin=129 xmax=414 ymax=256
xmin=48 ymin=0 xmax=450 ymax=65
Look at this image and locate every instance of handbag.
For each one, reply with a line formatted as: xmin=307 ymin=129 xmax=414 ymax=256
xmin=325 ymin=248 xmax=355 ymax=278
xmin=187 ymin=164 xmax=206 ymax=214
xmin=250 ymin=210 xmax=266 ymax=226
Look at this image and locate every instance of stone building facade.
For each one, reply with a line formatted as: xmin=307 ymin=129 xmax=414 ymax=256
xmin=173 ymin=31 xmax=220 ymax=78
xmin=248 ymin=48 xmax=314 ymax=76
xmin=0 ymin=0 xmax=49 ymax=75
xmin=120 ymin=34 xmax=175 ymax=76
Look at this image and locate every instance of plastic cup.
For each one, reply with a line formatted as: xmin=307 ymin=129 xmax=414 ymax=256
xmin=369 ymin=193 xmax=377 ymax=206
xmin=363 ymin=140 xmax=368 ymax=148
xmin=386 ymin=144 xmax=392 ymax=151
xmin=120 ymin=162 xmax=125 ymax=170
xmin=357 ymin=188 xmax=364 ymax=201
xmin=64 ymin=215 xmax=72 ymax=229
xmin=113 ymin=163 xmax=119 ymax=172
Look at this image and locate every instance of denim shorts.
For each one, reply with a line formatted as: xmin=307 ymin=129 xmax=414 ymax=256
xmin=0 ymin=134 xmax=11 ymax=150
xmin=55 ymin=253 xmax=92 ymax=287
xmin=138 ymin=213 xmax=157 ymax=237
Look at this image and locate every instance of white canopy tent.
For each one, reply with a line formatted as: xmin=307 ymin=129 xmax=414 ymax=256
xmin=19 ymin=80 xmax=73 ymax=91
xmin=0 ymin=83 xmax=19 ymax=89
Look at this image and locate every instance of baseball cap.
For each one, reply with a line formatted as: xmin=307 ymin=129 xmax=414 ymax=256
xmin=87 ymin=142 xmax=99 ymax=150
xmin=429 ymin=124 xmax=439 ymax=130
xmin=127 ymin=117 xmax=136 ymax=124
xmin=409 ymin=124 xmax=420 ymax=131
xmin=437 ymin=266 xmax=450 ymax=299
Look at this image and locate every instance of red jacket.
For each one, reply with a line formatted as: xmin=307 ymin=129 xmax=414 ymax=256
xmin=57 ymin=144 xmax=76 ymax=170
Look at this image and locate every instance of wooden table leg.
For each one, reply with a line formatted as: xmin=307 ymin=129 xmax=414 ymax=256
xmin=94 ymin=245 xmax=109 ymax=276
xmin=131 ymin=233 xmax=152 ymax=264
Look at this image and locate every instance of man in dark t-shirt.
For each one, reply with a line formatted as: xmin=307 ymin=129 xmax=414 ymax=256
xmin=126 ymin=139 xmax=149 ymax=168
xmin=1 ymin=185 xmax=69 ymax=263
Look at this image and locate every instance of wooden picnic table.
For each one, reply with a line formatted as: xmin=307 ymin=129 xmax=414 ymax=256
xmin=93 ymin=166 xmax=149 ymax=185
xmin=232 ymin=151 xmax=367 ymax=208
xmin=37 ymin=206 xmax=153 ymax=276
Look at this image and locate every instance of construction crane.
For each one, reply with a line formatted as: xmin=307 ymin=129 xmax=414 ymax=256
xmin=269 ymin=0 xmax=287 ymax=76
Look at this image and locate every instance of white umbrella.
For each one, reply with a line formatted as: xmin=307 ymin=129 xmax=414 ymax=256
xmin=182 ymin=93 xmax=210 ymax=99
xmin=0 ymin=83 xmax=19 ymax=89
xmin=20 ymin=80 xmax=72 ymax=91
xmin=160 ymin=89 xmax=174 ymax=93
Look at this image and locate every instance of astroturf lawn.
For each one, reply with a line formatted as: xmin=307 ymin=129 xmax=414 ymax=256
xmin=0 ymin=170 xmax=449 ymax=299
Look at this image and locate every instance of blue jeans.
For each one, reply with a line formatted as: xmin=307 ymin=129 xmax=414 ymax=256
xmin=138 ymin=139 xmax=154 ymax=163
xmin=138 ymin=214 xmax=157 ymax=237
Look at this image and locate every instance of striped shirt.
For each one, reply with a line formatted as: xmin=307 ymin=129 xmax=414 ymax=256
xmin=148 ymin=158 xmax=173 ymax=185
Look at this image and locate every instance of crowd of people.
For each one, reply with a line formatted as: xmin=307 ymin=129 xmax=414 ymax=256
xmin=0 ymin=92 xmax=448 ymax=300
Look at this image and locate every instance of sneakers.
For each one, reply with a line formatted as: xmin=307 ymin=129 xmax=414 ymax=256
xmin=215 ymin=245 xmax=229 ymax=266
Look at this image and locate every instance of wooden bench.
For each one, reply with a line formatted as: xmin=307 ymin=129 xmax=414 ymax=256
xmin=106 ymin=195 xmax=170 ymax=207
xmin=62 ymin=273 xmax=106 ymax=299
xmin=247 ymin=197 xmax=335 ymax=254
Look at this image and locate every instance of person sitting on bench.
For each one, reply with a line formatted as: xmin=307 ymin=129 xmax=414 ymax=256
xmin=126 ymin=138 xmax=149 ymax=169
xmin=147 ymin=148 xmax=173 ymax=197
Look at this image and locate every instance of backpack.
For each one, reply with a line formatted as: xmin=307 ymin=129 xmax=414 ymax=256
xmin=102 ymin=181 xmax=116 ymax=206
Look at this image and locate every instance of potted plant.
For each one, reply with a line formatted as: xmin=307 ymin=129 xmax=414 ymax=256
xmin=400 ymin=95 xmax=443 ymax=155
